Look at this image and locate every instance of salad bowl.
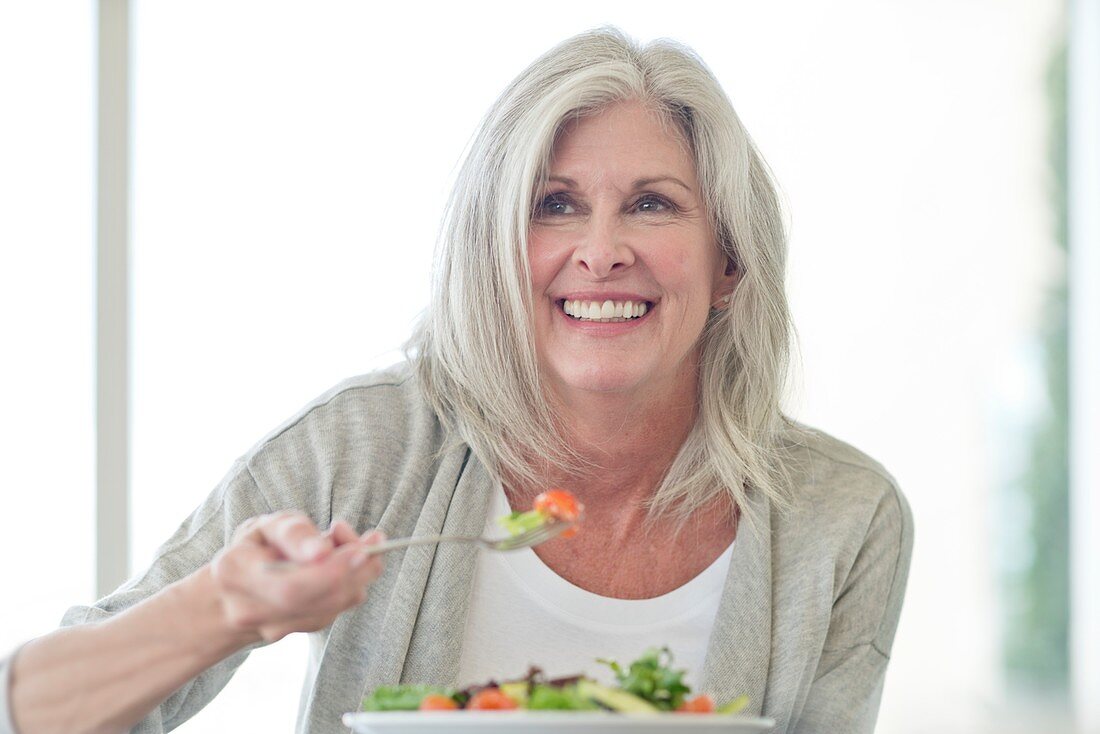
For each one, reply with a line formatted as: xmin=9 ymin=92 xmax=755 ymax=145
xmin=342 ymin=710 xmax=776 ymax=733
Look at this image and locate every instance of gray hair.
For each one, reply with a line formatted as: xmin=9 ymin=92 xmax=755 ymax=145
xmin=409 ymin=27 xmax=796 ymax=531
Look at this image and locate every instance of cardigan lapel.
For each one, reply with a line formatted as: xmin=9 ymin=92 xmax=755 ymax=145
xmin=398 ymin=453 xmax=494 ymax=686
xmin=307 ymin=443 xmax=489 ymax=729
xmin=700 ymin=488 xmax=773 ymax=716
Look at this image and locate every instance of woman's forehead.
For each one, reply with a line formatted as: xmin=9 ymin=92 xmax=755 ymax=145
xmin=547 ymin=102 xmax=698 ymax=187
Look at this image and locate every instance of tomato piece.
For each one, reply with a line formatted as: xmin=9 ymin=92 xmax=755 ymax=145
xmin=466 ymin=688 xmax=519 ymax=710
xmin=676 ymin=694 xmax=715 ymax=713
xmin=534 ymin=489 xmax=582 ymax=523
xmin=535 ymin=489 xmax=582 ymax=538
xmin=418 ymin=694 xmax=459 ymax=710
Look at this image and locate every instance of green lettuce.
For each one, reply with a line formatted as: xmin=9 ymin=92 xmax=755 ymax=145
xmin=497 ymin=510 xmax=546 ymax=536
xmin=526 ymin=683 xmax=600 ymax=710
xmin=361 ymin=684 xmax=454 ymax=711
xmin=597 ymin=647 xmax=690 ymax=711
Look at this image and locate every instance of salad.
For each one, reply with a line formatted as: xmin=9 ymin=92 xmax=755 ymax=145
xmin=361 ymin=647 xmax=749 ymax=715
xmin=498 ymin=488 xmax=583 ymax=539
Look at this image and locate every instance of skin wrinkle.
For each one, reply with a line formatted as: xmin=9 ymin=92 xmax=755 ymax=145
xmin=547 ymin=174 xmax=694 ymax=194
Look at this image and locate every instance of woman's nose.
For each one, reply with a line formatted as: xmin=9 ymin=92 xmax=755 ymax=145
xmin=571 ymin=216 xmax=635 ymax=278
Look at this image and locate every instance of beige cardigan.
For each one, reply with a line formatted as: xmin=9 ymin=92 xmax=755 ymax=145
xmin=0 ymin=364 xmax=913 ymax=733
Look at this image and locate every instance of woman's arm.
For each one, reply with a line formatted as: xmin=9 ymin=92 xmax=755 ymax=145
xmin=6 ymin=514 xmax=384 ymax=734
xmin=8 ymin=566 xmax=255 ymax=734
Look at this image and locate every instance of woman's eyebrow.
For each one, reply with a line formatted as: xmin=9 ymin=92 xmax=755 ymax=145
xmin=547 ymin=174 xmax=693 ymax=192
xmin=632 ymin=176 xmax=693 ymax=193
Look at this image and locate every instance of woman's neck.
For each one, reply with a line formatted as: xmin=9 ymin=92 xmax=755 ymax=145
xmin=516 ymin=376 xmax=700 ymax=514
xmin=507 ymin=377 xmax=739 ymax=565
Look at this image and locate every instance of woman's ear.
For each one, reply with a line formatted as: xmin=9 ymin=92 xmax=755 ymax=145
xmin=712 ymin=258 xmax=740 ymax=310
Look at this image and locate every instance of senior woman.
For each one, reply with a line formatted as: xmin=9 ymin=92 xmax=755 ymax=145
xmin=2 ymin=28 xmax=913 ymax=734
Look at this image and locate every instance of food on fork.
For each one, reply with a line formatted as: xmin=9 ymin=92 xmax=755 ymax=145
xmin=498 ymin=488 xmax=583 ymax=539
xmin=360 ymin=647 xmax=749 ymax=715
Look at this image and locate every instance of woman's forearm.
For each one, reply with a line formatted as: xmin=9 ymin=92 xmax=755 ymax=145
xmin=9 ymin=565 xmax=260 ymax=734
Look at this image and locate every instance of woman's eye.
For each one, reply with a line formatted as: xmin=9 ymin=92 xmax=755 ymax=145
xmin=635 ymin=195 xmax=671 ymax=213
xmin=538 ymin=194 xmax=574 ymax=216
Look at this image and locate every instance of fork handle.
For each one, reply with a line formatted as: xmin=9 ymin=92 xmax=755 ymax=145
xmin=264 ymin=534 xmax=480 ymax=571
xmin=358 ymin=534 xmax=480 ymax=555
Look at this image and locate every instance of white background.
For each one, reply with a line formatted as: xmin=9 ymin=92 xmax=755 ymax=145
xmin=0 ymin=1 xmax=1069 ymax=732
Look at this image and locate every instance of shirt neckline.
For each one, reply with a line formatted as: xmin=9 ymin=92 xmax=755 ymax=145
xmin=484 ymin=482 xmax=734 ymax=628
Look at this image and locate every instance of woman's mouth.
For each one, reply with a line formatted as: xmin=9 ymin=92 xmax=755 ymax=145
xmin=557 ymin=298 xmax=654 ymax=323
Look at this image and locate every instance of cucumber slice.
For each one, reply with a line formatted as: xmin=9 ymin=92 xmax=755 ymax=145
xmin=717 ymin=694 xmax=749 ymax=714
xmin=499 ymin=682 xmax=528 ymax=706
xmin=577 ymin=679 xmax=658 ymax=713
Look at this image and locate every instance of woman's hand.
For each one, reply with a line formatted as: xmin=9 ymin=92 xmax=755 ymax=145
xmin=209 ymin=512 xmax=386 ymax=642
xmin=8 ymin=512 xmax=384 ymax=734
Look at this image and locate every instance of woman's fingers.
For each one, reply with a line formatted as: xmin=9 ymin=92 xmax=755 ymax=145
xmin=211 ymin=512 xmax=388 ymax=638
xmin=360 ymin=528 xmax=385 ymax=545
xmin=320 ymin=537 xmax=386 ymax=593
xmin=345 ymin=536 xmax=387 ymax=588
xmin=328 ymin=518 xmax=360 ymax=547
xmin=259 ymin=512 xmax=334 ymax=562
xmin=254 ymin=555 xmax=382 ymax=642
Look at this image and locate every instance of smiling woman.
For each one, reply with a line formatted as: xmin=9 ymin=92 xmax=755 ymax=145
xmin=529 ymin=102 xmax=734 ymax=404
xmin=412 ymin=36 xmax=796 ymax=533
xmin=1 ymin=27 xmax=911 ymax=734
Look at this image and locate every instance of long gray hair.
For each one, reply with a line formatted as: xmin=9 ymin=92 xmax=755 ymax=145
xmin=409 ymin=27 xmax=796 ymax=530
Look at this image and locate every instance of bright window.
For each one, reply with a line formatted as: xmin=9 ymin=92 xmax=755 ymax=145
xmin=0 ymin=1 xmax=96 ymax=653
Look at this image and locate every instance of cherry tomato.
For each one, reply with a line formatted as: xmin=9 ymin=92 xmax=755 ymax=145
xmin=677 ymin=694 xmax=715 ymax=713
xmin=466 ymin=688 xmax=519 ymax=710
xmin=419 ymin=694 xmax=459 ymax=710
xmin=534 ymin=489 xmax=583 ymax=537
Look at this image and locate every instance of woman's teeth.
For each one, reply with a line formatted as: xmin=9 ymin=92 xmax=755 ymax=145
xmin=562 ymin=299 xmax=649 ymax=322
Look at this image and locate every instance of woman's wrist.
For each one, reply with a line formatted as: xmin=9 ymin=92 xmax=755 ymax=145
xmin=9 ymin=564 xmax=261 ymax=734
xmin=171 ymin=564 xmax=264 ymax=658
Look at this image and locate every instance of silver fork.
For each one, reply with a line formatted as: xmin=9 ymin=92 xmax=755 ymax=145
xmin=359 ymin=519 xmax=571 ymax=555
xmin=267 ymin=518 xmax=573 ymax=570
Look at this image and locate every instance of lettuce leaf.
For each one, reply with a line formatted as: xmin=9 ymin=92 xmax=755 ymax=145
xmin=526 ymin=683 xmax=600 ymax=710
xmin=497 ymin=510 xmax=546 ymax=536
xmin=361 ymin=685 xmax=454 ymax=711
xmin=597 ymin=647 xmax=690 ymax=711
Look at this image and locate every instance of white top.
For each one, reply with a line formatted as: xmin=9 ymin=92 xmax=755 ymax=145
xmin=455 ymin=483 xmax=734 ymax=690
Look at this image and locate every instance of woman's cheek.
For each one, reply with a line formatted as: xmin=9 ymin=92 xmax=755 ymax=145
xmin=527 ymin=234 xmax=570 ymax=289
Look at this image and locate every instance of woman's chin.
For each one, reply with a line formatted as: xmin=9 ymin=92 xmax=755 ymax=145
xmin=548 ymin=365 xmax=650 ymax=397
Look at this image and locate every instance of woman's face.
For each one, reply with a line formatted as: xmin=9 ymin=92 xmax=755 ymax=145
xmin=528 ymin=101 xmax=736 ymax=407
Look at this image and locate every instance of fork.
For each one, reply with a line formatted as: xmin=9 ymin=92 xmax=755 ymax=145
xmin=267 ymin=518 xmax=573 ymax=570
xmin=355 ymin=518 xmax=571 ymax=556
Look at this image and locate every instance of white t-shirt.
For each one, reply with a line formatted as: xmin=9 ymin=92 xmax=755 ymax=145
xmin=455 ymin=483 xmax=734 ymax=690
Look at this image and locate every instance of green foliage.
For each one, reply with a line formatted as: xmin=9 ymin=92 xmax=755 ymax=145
xmin=1002 ymin=34 xmax=1070 ymax=691
xmin=598 ymin=647 xmax=691 ymax=711
xmin=361 ymin=685 xmax=454 ymax=711
xmin=526 ymin=684 xmax=600 ymax=710
xmin=497 ymin=509 xmax=546 ymax=536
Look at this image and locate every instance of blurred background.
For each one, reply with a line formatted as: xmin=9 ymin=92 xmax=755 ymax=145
xmin=1 ymin=1 xmax=1096 ymax=732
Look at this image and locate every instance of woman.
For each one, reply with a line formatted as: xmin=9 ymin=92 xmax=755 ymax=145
xmin=2 ymin=28 xmax=913 ymax=734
